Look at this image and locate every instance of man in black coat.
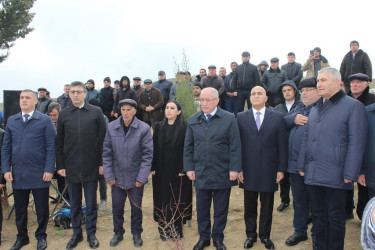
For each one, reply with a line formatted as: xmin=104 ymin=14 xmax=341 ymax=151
xmin=281 ymin=52 xmax=303 ymax=88
xmin=56 ymin=81 xmax=106 ymax=249
xmin=237 ymin=86 xmax=288 ymax=249
xmin=340 ymin=40 xmax=372 ymax=93
xmin=113 ymin=76 xmax=137 ymax=118
xmin=99 ymin=76 xmax=114 ymax=122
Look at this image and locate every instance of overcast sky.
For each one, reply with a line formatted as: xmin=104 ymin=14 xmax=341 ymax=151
xmin=0 ymin=0 xmax=374 ymax=101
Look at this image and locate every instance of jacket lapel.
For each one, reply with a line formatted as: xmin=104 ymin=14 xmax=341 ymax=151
xmin=259 ymin=108 xmax=272 ymax=132
xmin=245 ymin=110 xmax=258 ymax=131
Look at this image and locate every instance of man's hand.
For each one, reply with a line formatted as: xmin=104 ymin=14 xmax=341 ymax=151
xmin=4 ymin=172 xmax=13 ymax=182
xmin=308 ymin=54 xmax=314 ymax=62
xmin=238 ymin=171 xmax=244 ymax=183
xmin=107 ymin=180 xmax=116 ymax=186
xmin=0 ymin=184 xmax=5 ymax=189
xmin=43 ymin=172 xmax=53 ymax=182
xmin=233 ymin=92 xmax=238 ymax=97
xmin=358 ymin=174 xmax=366 ymax=186
xmin=178 ymin=173 xmax=185 ymax=176
xmin=114 ymin=113 xmax=119 ymax=118
xmin=99 ymin=166 xmax=104 ymax=175
xmin=294 ymin=114 xmax=308 ymax=126
xmin=229 ymin=171 xmax=239 ymax=181
xmin=151 ymin=171 xmax=156 ymax=175
xmin=57 ymin=169 xmax=66 ymax=177
xmin=110 ymin=111 xmax=115 ymax=117
xmin=186 ymin=171 xmax=195 ymax=181
xmin=344 ymin=179 xmax=352 ymax=184
xmin=276 ymin=172 xmax=284 ymax=183
xmin=145 ymin=106 xmax=154 ymax=112
xmin=226 ymin=92 xmax=233 ymax=97
xmin=299 ymin=171 xmax=304 ymax=177
xmin=135 ymin=181 xmax=143 ymax=187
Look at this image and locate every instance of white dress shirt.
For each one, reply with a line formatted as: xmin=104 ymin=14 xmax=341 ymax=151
xmin=252 ymin=106 xmax=266 ymax=127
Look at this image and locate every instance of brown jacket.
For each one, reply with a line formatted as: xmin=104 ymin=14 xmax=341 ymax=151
xmin=138 ymin=87 xmax=164 ymax=122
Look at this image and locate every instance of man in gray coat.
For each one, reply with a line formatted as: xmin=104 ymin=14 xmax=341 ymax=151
xmin=103 ymin=99 xmax=153 ymax=248
xmin=184 ymin=87 xmax=242 ymax=250
xmin=298 ymin=67 xmax=368 ymax=250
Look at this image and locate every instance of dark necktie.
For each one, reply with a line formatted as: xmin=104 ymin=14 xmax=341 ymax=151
xmin=206 ymin=114 xmax=212 ymax=122
xmin=24 ymin=114 xmax=30 ymax=123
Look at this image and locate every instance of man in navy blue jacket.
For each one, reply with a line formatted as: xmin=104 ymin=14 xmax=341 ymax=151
xmin=2 ymin=89 xmax=56 ymax=250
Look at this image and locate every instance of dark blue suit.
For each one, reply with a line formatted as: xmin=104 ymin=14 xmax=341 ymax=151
xmin=237 ymin=108 xmax=287 ymax=239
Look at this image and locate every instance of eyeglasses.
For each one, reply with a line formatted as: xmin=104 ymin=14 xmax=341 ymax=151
xmin=299 ymin=88 xmax=316 ymax=94
xmin=198 ymin=98 xmax=217 ymax=103
xmin=69 ymin=90 xmax=84 ymax=94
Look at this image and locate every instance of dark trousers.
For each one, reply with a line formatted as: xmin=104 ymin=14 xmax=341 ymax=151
xmin=368 ymin=188 xmax=375 ymax=199
xmin=236 ymin=91 xmax=251 ymax=112
xmin=67 ymin=181 xmax=97 ymax=235
xmin=13 ymin=187 xmax=49 ymax=241
xmin=290 ymin=173 xmax=310 ymax=236
xmin=196 ymin=188 xmax=231 ymax=242
xmin=225 ymin=97 xmax=237 ymax=116
xmin=345 ymin=189 xmax=354 ymax=216
xmin=55 ymin=174 xmax=69 ymax=201
xmin=309 ymin=185 xmax=347 ymax=250
xmin=279 ymin=172 xmax=290 ymax=204
xmin=357 ymin=183 xmax=369 ymax=220
xmin=98 ymin=175 xmax=107 ymax=201
xmin=244 ymin=190 xmax=274 ymax=240
xmin=112 ymin=185 xmax=144 ymax=235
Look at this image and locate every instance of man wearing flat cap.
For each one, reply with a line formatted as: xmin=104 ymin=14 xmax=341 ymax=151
xmin=132 ymin=77 xmax=144 ymax=97
xmin=340 ymin=40 xmax=372 ymax=94
xmin=153 ymin=71 xmax=173 ymax=110
xmin=201 ymin=65 xmax=225 ymax=97
xmin=138 ymin=79 xmax=164 ymax=127
xmin=36 ymin=87 xmax=52 ymax=114
xmin=261 ymin=57 xmax=287 ymax=107
xmin=345 ymin=72 xmax=375 ymax=220
xmin=103 ymin=99 xmax=153 ymax=248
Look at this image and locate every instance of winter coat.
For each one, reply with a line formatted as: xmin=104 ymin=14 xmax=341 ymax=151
xmin=133 ymin=85 xmax=144 ymax=97
xmin=99 ymin=86 xmax=114 ymax=113
xmin=201 ymin=75 xmax=225 ymax=95
xmin=261 ymin=67 xmax=288 ymax=106
xmin=103 ymin=117 xmax=153 ymax=189
xmin=363 ymin=104 xmax=375 ymax=191
xmin=297 ymin=90 xmax=368 ymax=189
xmin=237 ymin=108 xmax=288 ymax=192
xmin=231 ymin=62 xmax=260 ymax=91
xmin=57 ymin=94 xmax=72 ymax=110
xmin=138 ymin=87 xmax=164 ymax=122
xmin=36 ymin=98 xmax=52 ymax=114
xmin=340 ymin=49 xmax=372 ymax=86
xmin=281 ymin=62 xmax=303 ymax=85
xmin=113 ymin=87 xmax=138 ymax=114
xmin=153 ymin=79 xmax=173 ymax=103
xmin=1 ymin=111 xmax=56 ymax=189
xmin=301 ymin=56 xmax=330 ymax=79
xmin=274 ymin=80 xmax=301 ymax=115
xmin=56 ymin=103 xmax=106 ymax=183
xmin=85 ymin=89 xmax=101 ymax=103
xmin=183 ymin=107 xmax=242 ymax=189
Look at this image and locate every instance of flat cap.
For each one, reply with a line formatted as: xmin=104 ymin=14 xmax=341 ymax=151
xmin=208 ymin=65 xmax=216 ymax=69
xmin=158 ymin=71 xmax=165 ymax=75
xmin=144 ymin=79 xmax=153 ymax=84
xmin=258 ymin=60 xmax=269 ymax=67
xmin=242 ymin=51 xmax=250 ymax=57
xmin=118 ymin=99 xmax=137 ymax=108
xmin=38 ymin=87 xmax=47 ymax=92
xmin=270 ymin=57 xmax=279 ymax=63
xmin=349 ymin=73 xmax=369 ymax=82
xmin=299 ymin=77 xmax=317 ymax=90
xmin=133 ymin=77 xmax=141 ymax=81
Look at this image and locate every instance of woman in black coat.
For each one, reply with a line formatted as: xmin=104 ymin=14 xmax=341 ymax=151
xmin=151 ymin=101 xmax=192 ymax=241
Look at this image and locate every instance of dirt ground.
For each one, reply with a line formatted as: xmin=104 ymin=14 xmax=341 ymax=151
xmin=1 ymin=178 xmax=362 ymax=250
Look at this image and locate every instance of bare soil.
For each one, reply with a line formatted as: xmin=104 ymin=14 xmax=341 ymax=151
xmin=1 ymin=178 xmax=361 ymax=250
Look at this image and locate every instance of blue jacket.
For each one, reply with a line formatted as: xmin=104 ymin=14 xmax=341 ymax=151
xmin=1 ymin=111 xmax=56 ymax=189
xmin=284 ymin=102 xmax=315 ymax=173
xmin=183 ymin=107 xmax=242 ymax=189
xmin=298 ymin=90 xmax=368 ymax=189
xmin=85 ymin=89 xmax=100 ymax=103
xmin=102 ymin=117 xmax=153 ymax=189
xmin=363 ymin=104 xmax=375 ymax=191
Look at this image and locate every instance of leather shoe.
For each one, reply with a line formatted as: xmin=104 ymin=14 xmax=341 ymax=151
xmin=10 ymin=238 xmax=30 ymax=250
xmin=244 ymin=237 xmax=257 ymax=248
xmin=110 ymin=232 xmax=123 ymax=247
xmin=213 ymin=241 xmax=226 ymax=250
xmin=87 ymin=234 xmax=99 ymax=249
xmin=133 ymin=234 xmax=143 ymax=248
xmin=193 ymin=239 xmax=210 ymax=250
xmin=37 ymin=239 xmax=47 ymax=250
xmin=285 ymin=233 xmax=308 ymax=246
xmin=66 ymin=233 xmax=83 ymax=249
xmin=277 ymin=202 xmax=289 ymax=212
xmin=261 ymin=238 xmax=275 ymax=249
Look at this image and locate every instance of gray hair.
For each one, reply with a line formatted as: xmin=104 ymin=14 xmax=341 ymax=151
xmin=21 ymin=89 xmax=37 ymax=100
xmin=318 ymin=67 xmax=341 ymax=82
xmin=47 ymin=102 xmax=61 ymax=114
xmin=70 ymin=81 xmax=87 ymax=92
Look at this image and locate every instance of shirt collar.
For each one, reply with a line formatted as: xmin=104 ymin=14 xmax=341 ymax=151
xmin=22 ymin=110 xmax=35 ymax=118
xmin=252 ymin=106 xmax=266 ymax=115
xmin=205 ymin=107 xmax=217 ymax=117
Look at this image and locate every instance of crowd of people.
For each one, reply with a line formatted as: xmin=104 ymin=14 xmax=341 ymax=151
xmin=0 ymin=40 xmax=374 ymax=250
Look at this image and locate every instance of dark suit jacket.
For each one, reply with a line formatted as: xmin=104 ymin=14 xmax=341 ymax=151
xmin=237 ymin=107 xmax=288 ymax=192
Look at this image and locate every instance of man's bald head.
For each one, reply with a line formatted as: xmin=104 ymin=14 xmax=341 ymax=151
xmin=250 ymin=86 xmax=268 ymax=110
xmin=200 ymin=87 xmax=220 ymax=114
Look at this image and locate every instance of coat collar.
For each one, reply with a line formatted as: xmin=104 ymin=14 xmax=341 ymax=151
xmin=113 ymin=116 xmax=140 ymax=130
xmin=69 ymin=102 xmax=91 ymax=112
xmin=15 ymin=110 xmax=42 ymax=121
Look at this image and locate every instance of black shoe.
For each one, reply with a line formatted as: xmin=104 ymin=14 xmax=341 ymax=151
xmin=261 ymin=238 xmax=275 ymax=249
xmin=285 ymin=233 xmax=308 ymax=246
xmin=110 ymin=232 xmax=123 ymax=247
xmin=133 ymin=234 xmax=143 ymax=248
xmin=10 ymin=238 xmax=30 ymax=250
xmin=66 ymin=233 xmax=83 ymax=249
xmin=193 ymin=239 xmax=210 ymax=250
xmin=37 ymin=239 xmax=47 ymax=250
xmin=277 ymin=202 xmax=290 ymax=212
xmin=213 ymin=241 xmax=226 ymax=250
xmin=87 ymin=234 xmax=99 ymax=249
xmin=244 ymin=237 xmax=257 ymax=248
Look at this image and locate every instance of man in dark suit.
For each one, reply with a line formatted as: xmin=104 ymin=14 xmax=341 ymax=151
xmin=237 ymin=86 xmax=288 ymax=249
xmin=2 ymin=89 xmax=56 ymax=250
